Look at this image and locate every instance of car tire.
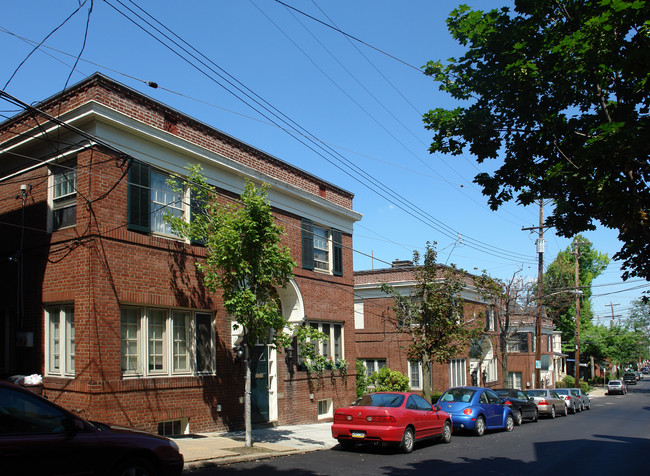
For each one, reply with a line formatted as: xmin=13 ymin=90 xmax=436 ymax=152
xmin=563 ymin=405 xmax=568 ymax=416
xmin=586 ymin=402 xmax=591 ymax=410
xmin=550 ymin=406 xmax=556 ymax=419
xmin=440 ymin=420 xmax=452 ymax=444
xmin=400 ymin=427 xmax=415 ymax=453
xmin=514 ymin=410 xmax=523 ymax=426
xmin=532 ymin=409 xmax=539 ymax=422
xmin=114 ymin=457 xmax=157 ymax=476
xmin=338 ymin=439 xmax=356 ymax=450
xmin=473 ymin=415 xmax=486 ymax=437
xmin=505 ymin=414 xmax=514 ymax=432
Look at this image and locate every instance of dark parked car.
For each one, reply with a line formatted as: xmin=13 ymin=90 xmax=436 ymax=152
xmin=494 ymin=388 xmax=539 ymax=425
xmin=0 ymin=381 xmax=184 ymax=476
xmin=437 ymin=386 xmax=514 ymax=436
xmin=331 ymin=392 xmax=453 ymax=453
xmin=623 ymin=372 xmax=637 ymax=385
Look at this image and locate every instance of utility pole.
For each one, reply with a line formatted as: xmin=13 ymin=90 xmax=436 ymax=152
xmin=573 ymin=238 xmax=589 ymax=385
xmin=523 ymin=198 xmax=545 ymax=388
xmin=608 ymin=302 xmax=620 ymax=327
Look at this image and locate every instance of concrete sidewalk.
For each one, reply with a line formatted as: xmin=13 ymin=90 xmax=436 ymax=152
xmin=175 ymin=386 xmax=609 ymax=471
xmin=174 ymin=422 xmax=336 ymax=471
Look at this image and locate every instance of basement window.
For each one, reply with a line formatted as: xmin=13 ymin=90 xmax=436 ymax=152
xmin=157 ymin=418 xmax=188 ymax=437
xmin=317 ymin=399 xmax=333 ymax=420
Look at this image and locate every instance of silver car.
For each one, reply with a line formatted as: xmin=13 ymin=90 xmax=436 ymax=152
xmin=569 ymin=388 xmax=591 ymax=410
xmin=554 ymin=388 xmax=582 ymax=414
xmin=607 ymin=380 xmax=627 ymax=395
xmin=524 ymin=389 xmax=568 ymax=419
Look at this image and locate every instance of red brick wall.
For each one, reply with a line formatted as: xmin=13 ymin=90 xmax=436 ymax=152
xmin=0 ymin=75 xmax=358 ymax=433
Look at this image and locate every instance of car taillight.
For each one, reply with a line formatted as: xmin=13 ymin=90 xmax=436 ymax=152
xmin=503 ymin=400 xmax=512 ymax=405
xmin=564 ymin=396 xmax=571 ymax=401
xmin=334 ymin=413 xmax=353 ymax=421
xmin=366 ymin=415 xmax=396 ymax=423
xmin=539 ymin=400 xmax=549 ymax=405
xmin=463 ymin=408 xmax=473 ymax=415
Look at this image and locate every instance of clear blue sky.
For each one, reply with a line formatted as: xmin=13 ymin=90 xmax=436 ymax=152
xmin=1 ymin=0 xmax=646 ymax=324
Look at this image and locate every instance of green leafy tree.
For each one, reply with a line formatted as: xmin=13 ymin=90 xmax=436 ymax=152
xmin=381 ymin=243 xmax=483 ymax=400
xmin=424 ymin=1 xmax=650 ymax=281
xmin=166 ymin=165 xmax=323 ymax=447
xmin=542 ymin=235 xmax=609 ymax=353
xmin=368 ymin=367 xmax=410 ymax=392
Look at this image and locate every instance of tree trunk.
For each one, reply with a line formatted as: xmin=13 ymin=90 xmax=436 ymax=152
xmin=244 ymin=343 xmax=252 ymax=447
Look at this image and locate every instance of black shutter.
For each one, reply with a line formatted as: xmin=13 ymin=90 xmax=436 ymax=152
xmin=189 ymin=191 xmax=207 ymax=245
xmin=301 ymin=218 xmax=314 ymax=270
xmin=332 ymin=229 xmax=343 ymax=276
xmin=127 ymin=160 xmax=151 ymax=232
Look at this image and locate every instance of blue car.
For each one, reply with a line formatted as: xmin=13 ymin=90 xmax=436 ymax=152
xmin=438 ymin=386 xmax=515 ymax=436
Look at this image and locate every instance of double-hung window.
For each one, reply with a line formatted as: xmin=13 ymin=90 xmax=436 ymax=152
xmin=127 ymin=161 xmax=188 ymax=237
xmin=50 ymin=162 xmax=77 ymax=230
xmin=120 ymin=307 xmax=215 ymax=377
xmin=507 ymin=332 xmax=530 ymax=353
xmin=301 ymin=218 xmax=343 ymax=276
xmin=307 ymin=321 xmax=343 ymax=362
xmin=409 ymin=361 xmax=422 ymax=390
xmin=363 ymin=359 xmax=386 ymax=378
xmin=46 ymin=305 xmax=75 ymax=377
xmin=449 ymin=358 xmax=466 ymax=387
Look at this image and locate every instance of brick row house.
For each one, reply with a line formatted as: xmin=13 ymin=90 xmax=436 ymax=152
xmin=354 ymin=260 xmax=564 ymax=396
xmin=353 ymin=261 xmax=502 ymax=395
xmin=0 ymin=73 xmax=361 ymax=434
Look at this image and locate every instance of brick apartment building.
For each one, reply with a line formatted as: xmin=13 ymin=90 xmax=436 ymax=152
xmin=354 ymin=261 xmax=502 ymax=396
xmin=0 ymin=73 xmax=361 ymax=434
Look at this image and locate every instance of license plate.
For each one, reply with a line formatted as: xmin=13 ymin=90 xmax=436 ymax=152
xmin=351 ymin=431 xmax=366 ymax=438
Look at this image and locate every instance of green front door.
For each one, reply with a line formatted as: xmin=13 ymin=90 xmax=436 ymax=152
xmin=251 ymin=345 xmax=269 ymax=423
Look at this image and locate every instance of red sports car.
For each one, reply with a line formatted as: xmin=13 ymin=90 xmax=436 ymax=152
xmin=331 ymin=392 xmax=453 ymax=453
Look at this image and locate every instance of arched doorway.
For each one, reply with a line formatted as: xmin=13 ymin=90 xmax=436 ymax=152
xmin=231 ymin=279 xmax=305 ymax=423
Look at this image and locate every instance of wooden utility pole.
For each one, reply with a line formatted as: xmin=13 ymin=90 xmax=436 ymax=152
xmin=523 ymin=199 xmax=545 ymax=388
xmin=572 ymin=238 xmax=589 ymax=385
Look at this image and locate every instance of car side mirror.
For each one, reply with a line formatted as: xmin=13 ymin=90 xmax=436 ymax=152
xmin=433 ymin=404 xmax=442 ymax=412
xmin=64 ymin=417 xmax=85 ymax=434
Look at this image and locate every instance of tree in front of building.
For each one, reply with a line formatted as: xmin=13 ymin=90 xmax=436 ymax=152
xmin=166 ymin=164 xmax=324 ymax=447
xmin=473 ymin=269 xmax=536 ymax=387
xmin=381 ymin=243 xmax=482 ymax=401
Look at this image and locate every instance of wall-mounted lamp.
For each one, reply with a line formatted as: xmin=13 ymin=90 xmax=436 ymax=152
xmin=285 ymin=345 xmax=295 ymax=377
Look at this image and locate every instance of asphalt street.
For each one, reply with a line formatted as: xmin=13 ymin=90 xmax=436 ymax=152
xmin=186 ymin=379 xmax=650 ymax=475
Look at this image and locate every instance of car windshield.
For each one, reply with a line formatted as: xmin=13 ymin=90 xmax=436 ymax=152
xmin=353 ymin=393 xmax=405 ymax=407
xmin=609 ymin=381 xmax=621 ymax=385
xmin=495 ymin=390 xmax=514 ymax=397
xmin=525 ymin=390 xmax=546 ymax=397
xmin=439 ymin=388 xmax=476 ymax=403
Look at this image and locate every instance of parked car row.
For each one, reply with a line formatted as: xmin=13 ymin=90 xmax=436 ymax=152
xmin=331 ymin=384 xmax=593 ymax=453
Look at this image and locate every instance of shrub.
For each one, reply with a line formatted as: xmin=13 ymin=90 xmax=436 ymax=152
xmin=368 ymin=367 xmax=410 ymax=392
xmin=355 ymin=360 xmax=368 ymax=398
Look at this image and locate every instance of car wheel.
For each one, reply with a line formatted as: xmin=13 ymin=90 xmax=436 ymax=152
xmin=586 ymin=402 xmax=591 ymax=410
xmin=473 ymin=415 xmax=486 ymax=437
xmin=532 ymin=409 xmax=539 ymax=422
xmin=440 ymin=420 xmax=452 ymax=444
xmin=400 ymin=427 xmax=415 ymax=454
xmin=550 ymin=406 xmax=556 ymax=419
xmin=505 ymin=414 xmax=514 ymax=432
xmin=338 ymin=439 xmax=356 ymax=450
xmin=114 ymin=457 xmax=157 ymax=476
xmin=514 ymin=410 xmax=523 ymax=426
